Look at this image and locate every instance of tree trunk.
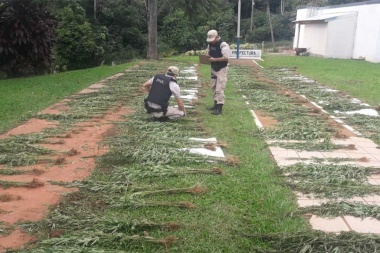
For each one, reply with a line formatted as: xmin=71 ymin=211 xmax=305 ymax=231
xmin=267 ymin=4 xmax=275 ymax=51
xmin=147 ymin=0 xmax=159 ymax=60
xmin=249 ymin=0 xmax=255 ymax=32
xmin=94 ymin=0 xmax=97 ymax=20
xmin=280 ymin=0 xmax=284 ymax=15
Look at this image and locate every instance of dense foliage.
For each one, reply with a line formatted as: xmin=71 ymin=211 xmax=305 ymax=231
xmin=0 ymin=0 xmax=370 ymax=77
xmin=0 ymin=0 xmax=57 ymax=77
xmin=87 ymin=0 xmax=147 ymax=63
xmin=55 ymin=0 xmax=101 ymax=70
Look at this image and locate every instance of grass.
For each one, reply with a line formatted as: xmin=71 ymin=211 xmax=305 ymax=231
xmin=260 ymin=54 xmax=380 ymax=106
xmin=0 ymin=62 xmax=137 ymax=134
xmin=3 ymin=55 xmax=380 ymax=252
xmin=195 ymin=64 xmax=309 ymax=242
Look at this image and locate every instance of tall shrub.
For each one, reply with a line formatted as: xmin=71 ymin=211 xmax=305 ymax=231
xmin=160 ymin=10 xmax=201 ymax=53
xmin=0 ymin=0 xmax=57 ymax=77
xmin=94 ymin=0 xmax=146 ymax=63
xmin=55 ymin=0 xmax=101 ymax=70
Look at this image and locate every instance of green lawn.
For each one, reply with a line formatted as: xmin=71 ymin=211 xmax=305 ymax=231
xmin=261 ymin=54 xmax=380 ymax=106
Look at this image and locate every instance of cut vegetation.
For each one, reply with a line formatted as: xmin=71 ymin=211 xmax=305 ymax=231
xmin=1 ymin=55 xmax=380 ymax=252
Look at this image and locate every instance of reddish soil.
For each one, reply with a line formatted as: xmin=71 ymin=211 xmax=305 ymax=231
xmin=0 ymin=76 xmax=134 ymax=252
xmin=253 ymin=110 xmax=279 ymax=129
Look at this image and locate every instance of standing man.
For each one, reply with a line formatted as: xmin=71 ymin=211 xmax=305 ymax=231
xmin=142 ymin=66 xmax=186 ymax=121
xmin=206 ymin=29 xmax=230 ymax=115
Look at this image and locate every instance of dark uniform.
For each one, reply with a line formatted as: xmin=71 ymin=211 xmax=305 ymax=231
xmin=206 ymin=36 xmax=230 ymax=113
xmin=144 ymin=74 xmax=175 ymax=115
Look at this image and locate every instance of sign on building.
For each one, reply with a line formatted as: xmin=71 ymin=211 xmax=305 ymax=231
xmin=229 ymin=50 xmax=262 ymax=59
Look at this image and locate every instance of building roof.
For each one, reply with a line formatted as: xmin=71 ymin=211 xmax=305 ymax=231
xmin=293 ymin=12 xmax=357 ymax=23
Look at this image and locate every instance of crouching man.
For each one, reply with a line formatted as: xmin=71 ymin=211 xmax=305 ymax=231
xmin=142 ymin=66 xmax=186 ymax=121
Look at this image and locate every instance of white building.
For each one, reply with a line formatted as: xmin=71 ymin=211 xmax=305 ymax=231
xmin=293 ymin=0 xmax=380 ymax=63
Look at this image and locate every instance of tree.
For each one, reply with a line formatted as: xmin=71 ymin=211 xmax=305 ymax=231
xmin=147 ymin=0 xmax=158 ymax=60
xmin=92 ymin=0 xmax=146 ymax=63
xmin=160 ymin=10 xmax=204 ymax=53
xmin=145 ymin=0 xmax=225 ymax=60
xmin=250 ymin=0 xmax=255 ymax=31
xmin=93 ymin=0 xmax=97 ymax=20
xmin=0 ymin=0 xmax=57 ymax=77
xmin=267 ymin=3 xmax=275 ymax=50
xmin=55 ymin=0 xmax=100 ymax=70
xmin=280 ymin=0 xmax=285 ymax=15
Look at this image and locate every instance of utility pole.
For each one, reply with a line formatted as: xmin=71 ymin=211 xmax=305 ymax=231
xmin=250 ymin=0 xmax=255 ymax=32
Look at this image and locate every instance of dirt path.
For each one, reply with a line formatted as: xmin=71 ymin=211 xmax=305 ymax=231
xmin=0 ymin=74 xmax=133 ymax=252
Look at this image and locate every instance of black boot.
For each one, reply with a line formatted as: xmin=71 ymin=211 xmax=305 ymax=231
xmin=211 ymin=104 xmax=223 ymax=115
xmin=152 ymin=116 xmax=170 ymax=122
xmin=208 ymin=100 xmax=217 ymax=111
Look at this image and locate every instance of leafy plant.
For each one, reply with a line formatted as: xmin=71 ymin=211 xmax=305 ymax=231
xmin=297 ymin=201 xmax=380 ymax=220
xmin=247 ymin=231 xmax=380 ymax=253
xmin=55 ymin=0 xmax=100 ymax=70
xmin=0 ymin=0 xmax=57 ymax=77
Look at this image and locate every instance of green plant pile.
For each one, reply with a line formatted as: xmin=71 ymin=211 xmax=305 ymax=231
xmin=0 ymin=135 xmax=53 ymax=167
xmin=266 ymin=67 xmax=380 ymax=143
xmin=0 ymin=221 xmax=13 ymax=236
xmin=297 ymin=201 xmax=380 ymax=220
xmin=246 ymin=231 xmax=380 ymax=253
xmin=283 ymin=163 xmax=380 ymax=198
xmin=232 ymin=66 xmax=333 ymax=143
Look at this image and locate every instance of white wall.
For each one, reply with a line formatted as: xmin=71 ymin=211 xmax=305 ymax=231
xmin=325 ymin=15 xmax=357 ymax=59
xmin=369 ymin=23 xmax=380 ymax=62
xmin=318 ymin=4 xmax=380 ymax=61
xmin=293 ymin=9 xmax=309 ymax=49
xmin=295 ymin=2 xmax=380 ymax=63
xmin=303 ymin=23 xmax=328 ymax=56
xmin=353 ymin=5 xmax=380 ymax=62
xmin=293 ymin=24 xmax=306 ymax=48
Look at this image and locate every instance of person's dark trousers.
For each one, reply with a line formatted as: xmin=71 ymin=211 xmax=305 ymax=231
xmin=209 ymin=100 xmax=217 ymax=110
xmin=211 ymin=104 xmax=223 ymax=115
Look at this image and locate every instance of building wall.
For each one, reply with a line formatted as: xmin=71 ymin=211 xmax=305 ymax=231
xmin=293 ymin=9 xmax=309 ymax=49
xmin=356 ymin=6 xmax=380 ymax=62
xmin=303 ymin=23 xmax=328 ymax=56
xmin=370 ymin=24 xmax=380 ymax=62
xmin=325 ymin=15 xmax=357 ymax=59
xmin=318 ymin=3 xmax=380 ymax=62
xmin=295 ymin=1 xmax=380 ymax=63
